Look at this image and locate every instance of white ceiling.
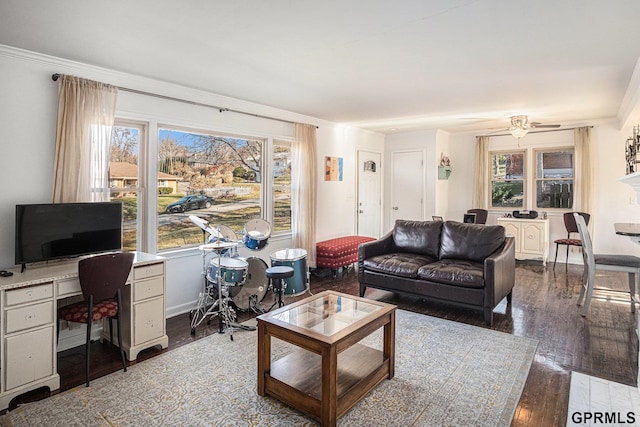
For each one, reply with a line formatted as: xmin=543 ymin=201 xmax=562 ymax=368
xmin=2 ymin=0 xmax=640 ymax=134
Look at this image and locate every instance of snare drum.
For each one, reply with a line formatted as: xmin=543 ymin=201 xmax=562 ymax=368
xmin=206 ymin=257 xmax=248 ymax=287
xmin=269 ymin=248 xmax=308 ymax=296
xmin=232 ymin=257 xmax=268 ymax=310
xmin=242 ymin=219 xmax=271 ymax=250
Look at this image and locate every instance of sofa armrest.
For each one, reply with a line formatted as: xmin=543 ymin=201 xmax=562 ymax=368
xmin=358 ymin=230 xmax=394 ymax=280
xmin=483 ymin=236 xmax=516 ymax=310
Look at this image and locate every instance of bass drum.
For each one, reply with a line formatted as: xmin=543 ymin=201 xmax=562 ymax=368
xmin=232 ymin=257 xmax=269 ymax=310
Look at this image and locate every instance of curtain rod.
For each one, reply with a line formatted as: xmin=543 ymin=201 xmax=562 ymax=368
xmin=482 ymin=125 xmax=593 ymax=137
xmin=51 ymin=73 xmax=318 ymax=128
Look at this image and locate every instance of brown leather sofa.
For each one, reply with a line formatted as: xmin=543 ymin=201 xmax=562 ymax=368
xmin=358 ymin=219 xmax=515 ymax=325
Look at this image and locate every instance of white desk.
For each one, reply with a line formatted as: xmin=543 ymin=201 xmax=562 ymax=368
xmin=0 ymin=251 xmax=169 ymax=410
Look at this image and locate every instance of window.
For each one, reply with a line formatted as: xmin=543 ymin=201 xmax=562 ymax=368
xmin=273 ymin=141 xmax=292 ymax=233
xmin=490 ymin=152 xmax=525 ymax=208
xmin=109 ymin=121 xmax=146 ymax=252
xmin=157 ymin=126 xmax=264 ymax=251
xmin=535 ymin=149 xmax=574 ymax=209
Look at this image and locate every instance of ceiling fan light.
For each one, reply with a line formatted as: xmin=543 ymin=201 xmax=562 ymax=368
xmin=510 ymin=127 xmax=529 ymax=138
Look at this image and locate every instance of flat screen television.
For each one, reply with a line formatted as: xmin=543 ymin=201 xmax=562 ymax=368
xmin=15 ymin=202 xmax=123 ymax=268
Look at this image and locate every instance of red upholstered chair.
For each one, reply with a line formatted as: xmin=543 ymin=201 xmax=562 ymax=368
xmin=58 ymin=252 xmax=134 ymax=387
xmin=553 ymin=212 xmax=590 ymax=270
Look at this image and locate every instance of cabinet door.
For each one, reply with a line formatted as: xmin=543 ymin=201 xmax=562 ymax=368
xmin=502 ymin=222 xmax=521 ymax=252
xmin=133 ymin=298 xmax=165 ymax=345
xmin=521 ymin=223 xmax=544 ymax=254
xmin=5 ymin=327 xmax=54 ymax=390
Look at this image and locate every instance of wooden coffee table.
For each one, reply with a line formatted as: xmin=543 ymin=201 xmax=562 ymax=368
xmin=256 ymin=290 xmax=396 ymax=426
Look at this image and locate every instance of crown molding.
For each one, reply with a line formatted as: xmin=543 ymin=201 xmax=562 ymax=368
xmin=617 ymin=56 xmax=640 ymax=130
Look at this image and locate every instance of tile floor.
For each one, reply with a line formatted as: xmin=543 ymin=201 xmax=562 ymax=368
xmin=567 ymin=372 xmax=640 ymax=426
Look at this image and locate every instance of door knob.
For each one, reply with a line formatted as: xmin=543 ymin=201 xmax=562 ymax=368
xmin=392 ymin=206 xmax=399 ymax=211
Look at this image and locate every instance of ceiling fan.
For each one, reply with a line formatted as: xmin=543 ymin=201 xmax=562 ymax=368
xmin=492 ymin=115 xmax=561 ymax=138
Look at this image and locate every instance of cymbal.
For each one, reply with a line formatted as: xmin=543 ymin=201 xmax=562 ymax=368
xmin=198 ymin=241 xmax=238 ymax=252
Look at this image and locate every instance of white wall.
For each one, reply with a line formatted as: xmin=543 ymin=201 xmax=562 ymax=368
xmin=0 ymin=45 xmax=384 ymax=317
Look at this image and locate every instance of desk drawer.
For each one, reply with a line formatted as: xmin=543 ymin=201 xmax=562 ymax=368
xmin=133 ymin=276 xmax=164 ymax=302
xmin=57 ymin=278 xmax=81 ymax=298
xmin=133 ymin=262 xmax=164 ymax=281
xmin=5 ymin=283 xmax=54 ymax=307
xmin=6 ymin=301 xmax=54 ymax=334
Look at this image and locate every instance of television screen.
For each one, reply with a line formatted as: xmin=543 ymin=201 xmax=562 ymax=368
xmin=15 ymin=202 xmax=123 ymax=266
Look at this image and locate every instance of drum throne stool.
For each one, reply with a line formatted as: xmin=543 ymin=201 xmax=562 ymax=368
xmin=316 ymin=236 xmax=376 ymax=278
xmin=266 ymin=265 xmax=294 ymax=309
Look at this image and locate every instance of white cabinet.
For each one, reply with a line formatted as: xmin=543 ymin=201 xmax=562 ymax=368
xmin=0 ymin=251 xmax=167 ymax=410
xmin=114 ymin=260 xmax=168 ymax=361
xmin=1 ymin=282 xmax=59 ymax=407
xmin=497 ymin=218 xmax=550 ymax=265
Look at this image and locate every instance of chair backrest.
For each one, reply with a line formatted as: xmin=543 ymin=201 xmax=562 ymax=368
xmin=78 ymin=252 xmax=135 ymax=302
xmin=467 ymin=209 xmax=488 ymax=225
xmin=564 ymin=212 xmax=590 ymax=234
xmin=573 ymin=213 xmax=595 ymax=271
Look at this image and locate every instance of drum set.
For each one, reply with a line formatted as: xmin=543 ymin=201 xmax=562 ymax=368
xmin=188 ymin=215 xmax=310 ymax=339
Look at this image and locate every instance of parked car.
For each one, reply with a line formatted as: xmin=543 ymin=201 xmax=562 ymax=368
xmin=165 ymin=195 xmax=214 ymax=213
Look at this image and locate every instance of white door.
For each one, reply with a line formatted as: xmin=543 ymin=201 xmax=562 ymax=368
xmin=391 ymin=150 xmax=424 ymax=224
xmin=357 ymin=150 xmax=382 ymax=238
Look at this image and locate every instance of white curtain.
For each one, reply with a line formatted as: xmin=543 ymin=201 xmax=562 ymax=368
xmin=472 ymin=135 xmax=490 ymax=209
xmin=574 ymin=126 xmax=593 ymax=216
xmin=292 ymin=123 xmax=317 ymax=268
xmin=52 ymin=75 xmax=118 ymax=203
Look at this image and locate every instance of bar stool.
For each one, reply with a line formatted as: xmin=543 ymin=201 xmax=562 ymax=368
xmin=266 ymin=266 xmax=294 ymax=310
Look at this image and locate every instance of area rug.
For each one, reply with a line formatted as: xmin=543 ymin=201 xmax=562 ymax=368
xmin=0 ymin=310 xmax=537 ymax=426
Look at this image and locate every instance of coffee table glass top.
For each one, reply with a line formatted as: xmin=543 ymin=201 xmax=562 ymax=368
xmin=270 ymin=293 xmax=382 ymax=336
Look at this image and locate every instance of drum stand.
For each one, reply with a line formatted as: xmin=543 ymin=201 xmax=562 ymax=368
xmin=190 ymin=230 xmax=218 ymax=335
xmin=189 ymin=234 xmax=255 ymax=339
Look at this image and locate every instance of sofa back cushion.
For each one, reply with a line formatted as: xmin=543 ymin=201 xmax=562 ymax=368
xmin=440 ymin=221 xmax=505 ymax=262
xmin=392 ymin=220 xmax=443 ymax=259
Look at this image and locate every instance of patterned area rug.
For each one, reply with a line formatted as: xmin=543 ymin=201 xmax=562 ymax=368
xmin=1 ymin=310 xmax=537 ymax=426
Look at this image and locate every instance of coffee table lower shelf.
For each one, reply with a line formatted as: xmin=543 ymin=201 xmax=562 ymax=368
xmin=264 ymin=343 xmax=390 ymax=422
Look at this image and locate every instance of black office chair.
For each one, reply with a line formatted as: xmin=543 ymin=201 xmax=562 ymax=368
xmin=58 ymin=252 xmax=134 ymax=386
xmin=466 ymin=209 xmax=488 ymax=225
xmin=553 ymin=212 xmax=590 ymax=270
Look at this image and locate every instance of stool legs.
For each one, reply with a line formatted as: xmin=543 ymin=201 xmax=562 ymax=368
xmin=268 ymin=278 xmax=286 ymax=311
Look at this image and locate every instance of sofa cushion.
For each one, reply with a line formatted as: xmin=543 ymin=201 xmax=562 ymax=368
xmin=417 ymin=259 xmax=485 ymax=288
xmin=439 ymin=221 xmax=505 ymax=263
xmin=363 ymin=253 xmax=436 ymax=278
xmin=393 ymin=220 xmax=443 ymax=259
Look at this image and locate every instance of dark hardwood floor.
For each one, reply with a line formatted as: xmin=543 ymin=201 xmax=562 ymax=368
xmin=9 ymin=261 xmax=639 ymax=426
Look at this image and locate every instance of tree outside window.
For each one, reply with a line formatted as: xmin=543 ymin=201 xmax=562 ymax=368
xmin=273 ymin=142 xmax=291 ymax=233
xmin=157 ymin=127 xmax=264 ymax=251
xmin=109 ymin=122 xmax=144 ymax=252
xmin=491 ymin=152 xmax=525 ymax=208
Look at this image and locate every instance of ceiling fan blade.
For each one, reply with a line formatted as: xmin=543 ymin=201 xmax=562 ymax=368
xmin=530 ymin=123 xmax=561 ymax=129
